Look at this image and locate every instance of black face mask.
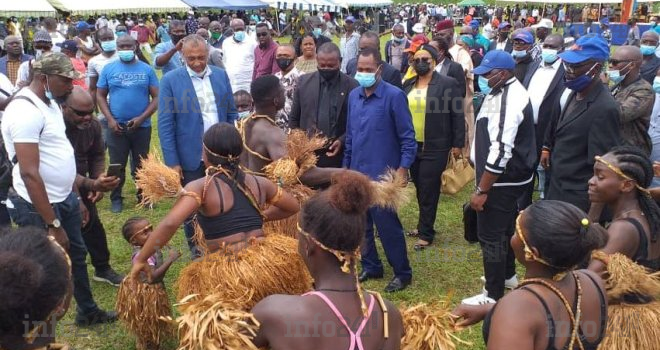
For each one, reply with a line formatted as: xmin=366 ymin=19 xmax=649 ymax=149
xmin=318 ymin=68 xmax=340 ymax=81
xmin=414 ymin=61 xmax=431 ymax=76
xmin=171 ymin=34 xmax=185 ymax=45
xmin=276 ymin=58 xmax=293 ymax=71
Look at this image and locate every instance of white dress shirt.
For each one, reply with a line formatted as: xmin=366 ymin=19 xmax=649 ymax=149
xmin=222 ymin=37 xmax=256 ymax=93
xmin=187 ymin=66 xmax=218 ymax=136
xmin=527 ymin=59 xmax=562 ymax=124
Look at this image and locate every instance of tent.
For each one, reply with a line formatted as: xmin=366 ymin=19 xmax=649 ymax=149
xmin=338 ymin=0 xmax=393 ymax=7
xmin=268 ymin=0 xmax=345 ymax=13
xmin=1 ymin=0 xmax=58 ymax=17
xmin=180 ymin=0 xmax=268 ymax=10
xmin=458 ymin=0 xmax=486 ymax=7
xmin=46 ymin=0 xmax=191 ymax=15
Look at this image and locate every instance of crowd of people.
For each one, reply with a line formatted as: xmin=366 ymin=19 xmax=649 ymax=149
xmin=0 ymin=4 xmax=659 ymax=350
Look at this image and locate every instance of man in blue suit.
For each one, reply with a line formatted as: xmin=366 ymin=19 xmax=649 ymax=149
xmin=158 ymin=34 xmax=238 ymax=256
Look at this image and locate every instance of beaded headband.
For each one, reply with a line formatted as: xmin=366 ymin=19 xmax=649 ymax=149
xmin=129 ymin=223 xmax=153 ymax=244
xmin=203 ymin=143 xmax=240 ymax=164
xmin=594 ymin=155 xmax=651 ymax=196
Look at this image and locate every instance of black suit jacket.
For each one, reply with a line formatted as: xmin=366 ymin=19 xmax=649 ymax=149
xmin=546 ymin=83 xmax=622 ymax=212
xmin=522 ymin=60 xmax=566 ymax=156
xmin=346 ymin=58 xmax=403 ymax=90
xmin=289 ymin=71 xmax=359 ymax=167
xmin=402 ymin=72 xmax=465 ymax=153
xmin=436 ymin=58 xmax=466 ymax=98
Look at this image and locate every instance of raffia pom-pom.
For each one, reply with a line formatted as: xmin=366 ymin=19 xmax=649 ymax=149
xmin=371 ymin=169 xmax=410 ymax=211
xmin=175 ymin=293 xmax=261 ymax=350
xmin=263 ymin=158 xmax=300 ymax=186
xmin=602 ymin=252 xmax=660 ymax=302
xmin=116 ymin=278 xmax=174 ymax=346
xmin=400 ymin=301 xmax=470 ymax=350
xmin=135 ymin=153 xmax=183 ymax=206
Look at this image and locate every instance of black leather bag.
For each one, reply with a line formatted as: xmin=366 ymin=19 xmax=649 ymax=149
xmin=463 ymin=202 xmax=479 ymax=243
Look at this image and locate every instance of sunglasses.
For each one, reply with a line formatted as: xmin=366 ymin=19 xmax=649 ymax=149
xmin=256 ymin=32 xmax=269 ymax=37
xmin=66 ymin=105 xmax=94 ymax=116
xmin=413 ymin=57 xmax=432 ymax=64
xmin=562 ymin=60 xmax=594 ymax=74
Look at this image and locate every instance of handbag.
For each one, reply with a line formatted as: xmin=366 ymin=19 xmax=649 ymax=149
xmin=463 ymin=202 xmax=479 ymax=243
xmin=441 ymin=154 xmax=475 ymax=195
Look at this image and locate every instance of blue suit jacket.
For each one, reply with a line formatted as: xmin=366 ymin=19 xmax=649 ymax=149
xmin=158 ymin=66 xmax=238 ymax=171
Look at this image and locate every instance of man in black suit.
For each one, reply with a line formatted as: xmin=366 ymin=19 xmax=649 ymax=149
xmin=518 ymin=34 xmax=565 ymax=208
xmin=543 ymin=35 xmax=621 ymax=213
xmin=345 ymin=31 xmax=403 ymax=89
xmin=495 ymin=22 xmax=513 ymax=53
xmin=289 ymin=42 xmax=359 ymax=168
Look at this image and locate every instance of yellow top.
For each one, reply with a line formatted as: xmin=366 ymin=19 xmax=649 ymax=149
xmin=408 ymin=87 xmax=427 ymax=142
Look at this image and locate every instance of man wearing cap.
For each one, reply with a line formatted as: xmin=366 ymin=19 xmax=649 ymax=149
xmin=58 ymin=40 xmax=88 ymax=90
xmin=339 ymin=16 xmax=360 ymax=73
xmin=464 ymin=50 xmax=536 ymax=305
xmin=608 ymin=45 xmax=654 ymax=155
xmin=436 ymin=19 xmax=474 ymax=154
xmin=531 ymin=18 xmax=553 ymax=60
xmin=544 ymin=35 xmax=621 ymax=212
xmin=385 ymin=23 xmax=411 ymax=73
xmin=15 ymin=30 xmax=53 ymax=88
xmin=74 ymin=21 xmax=100 ymax=65
xmin=2 ymin=52 xmax=118 ymax=326
xmin=470 ymin=19 xmax=494 ymax=53
xmin=640 ymin=31 xmax=660 ymax=85
xmin=97 ymin=35 xmax=159 ymax=213
xmin=511 ymin=29 xmax=537 ymax=83
xmin=412 ymin=22 xmax=425 ymax=36
xmin=0 ymin=36 xmax=32 ymax=86
xmin=496 ymin=22 xmax=513 ymax=53
xmin=346 ymin=31 xmax=402 ymax=89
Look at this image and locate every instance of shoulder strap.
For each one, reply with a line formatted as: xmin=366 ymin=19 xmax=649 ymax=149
xmin=0 ymin=88 xmax=10 ymax=97
xmin=621 ymin=217 xmax=650 ymax=262
xmin=519 ymin=287 xmax=556 ymax=345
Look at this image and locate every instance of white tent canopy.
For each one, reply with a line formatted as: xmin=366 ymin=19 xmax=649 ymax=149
xmin=498 ymin=0 xmax=622 ymax=3
xmin=267 ymin=0 xmax=346 ymax=12
xmin=337 ymin=0 xmax=392 ymax=7
xmin=46 ymin=0 xmax=191 ymax=15
xmin=1 ymin=0 xmax=58 ymax=17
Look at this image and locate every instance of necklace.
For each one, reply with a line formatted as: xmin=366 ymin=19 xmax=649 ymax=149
xmin=315 ymin=288 xmax=358 ymax=293
xmin=614 ymin=208 xmax=643 ymax=221
xmin=518 ymin=272 xmax=584 ymax=350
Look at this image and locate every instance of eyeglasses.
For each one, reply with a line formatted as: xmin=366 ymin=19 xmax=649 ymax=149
xmin=66 ymin=105 xmax=94 ymax=116
xmin=256 ymin=32 xmax=269 ymax=37
xmin=562 ymin=60 xmax=594 ymax=74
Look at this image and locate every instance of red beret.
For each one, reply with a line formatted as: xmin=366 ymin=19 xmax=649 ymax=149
xmin=435 ymin=19 xmax=454 ymax=32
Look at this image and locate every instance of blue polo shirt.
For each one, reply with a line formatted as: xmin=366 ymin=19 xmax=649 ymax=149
xmin=343 ymin=80 xmax=417 ymax=179
xmin=97 ymin=59 xmax=158 ymax=126
xmin=153 ymin=40 xmax=183 ymax=74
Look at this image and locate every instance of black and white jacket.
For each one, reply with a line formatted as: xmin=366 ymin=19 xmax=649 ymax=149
xmin=470 ymin=77 xmax=537 ymax=187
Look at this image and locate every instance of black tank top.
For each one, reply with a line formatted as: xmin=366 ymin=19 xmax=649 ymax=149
xmin=621 ymin=218 xmax=660 ymax=271
xmin=482 ymin=272 xmax=607 ymax=350
xmin=196 ymin=174 xmax=263 ymax=240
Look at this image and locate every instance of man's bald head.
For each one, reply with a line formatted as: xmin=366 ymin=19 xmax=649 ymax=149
xmin=63 ymin=86 xmax=95 ymax=129
xmin=4 ymin=35 xmax=22 ymax=56
xmin=275 ymin=44 xmax=295 ymax=58
xmin=230 ymin=18 xmax=245 ymax=31
xmin=612 ymin=45 xmax=642 ymax=82
xmin=614 ymin=45 xmax=643 ymax=62
xmin=66 ymin=86 xmax=94 ymax=107
xmin=543 ymin=34 xmax=564 ymax=51
xmin=196 ymin=28 xmax=210 ymax=40
xmin=459 ymin=25 xmax=473 ymax=35
xmin=641 ymin=31 xmax=660 ymax=51
xmin=642 ymin=30 xmax=660 ymax=42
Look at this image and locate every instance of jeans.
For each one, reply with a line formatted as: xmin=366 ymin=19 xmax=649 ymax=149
xmin=182 ymin=162 xmax=205 ymax=258
xmin=477 ymin=185 xmax=525 ymax=301
xmin=105 ymin=125 xmax=152 ymax=202
xmin=361 ymin=207 xmax=412 ymax=281
xmin=7 ymin=191 xmax=99 ymax=315
xmin=410 ymin=147 xmax=449 ymax=243
xmin=81 ymin=190 xmax=112 ymax=272
xmin=0 ymin=190 xmax=11 ymax=226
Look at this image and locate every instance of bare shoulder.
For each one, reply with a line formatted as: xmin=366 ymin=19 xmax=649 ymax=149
xmin=252 ymin=294 xmax=313 ymax=321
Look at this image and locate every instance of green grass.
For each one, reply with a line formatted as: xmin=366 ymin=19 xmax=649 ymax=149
xmin=52 ymin=35 xmax=513 ymax=349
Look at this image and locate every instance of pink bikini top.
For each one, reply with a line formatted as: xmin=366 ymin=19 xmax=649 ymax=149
xmin=303 ymin=291 xmax=377 ymax=350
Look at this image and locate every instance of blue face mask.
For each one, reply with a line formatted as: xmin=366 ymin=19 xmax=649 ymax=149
xmin=653 ymin=77 xmax=660 ymax=94
xmin=641 ymin=44 xmax=657 ymax=56
xmin=478 ymin=75 xmax=492 ymax=95
xmin=238 ymin=110 xmax=251 ymax=119
xmin=541 ymin=48 xmax=559 ymax=64
xmin=607 ymin=69 xmax=625 ymax=84
xmin=511 ymin=49 xmax=527 ymax=58
xmin=116 ymin=31 xmax=127 ymax=37
xmin=118 ymin=50 xmax=135 ymax=62
xmin=313 ymin=27 xmax=323 ymax=38
xmin=564 ymin=63 xmax=597 ymax=92
xmin=234 ymin=30 xmax=245 ymax=42
xmin=44 ymin=75 xmax=54 ymax=100
xmin=100 ymin=39 xmax=117 ymax=52
xmin=355 ymin=71 xmax=378 ymax=88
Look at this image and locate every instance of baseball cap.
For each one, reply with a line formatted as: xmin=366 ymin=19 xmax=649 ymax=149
xmin=558 ymin=35 xmax=609 ymax=64
xmin=498 ymin=21 xmax=512 ymax=30
xmin=32 ymin=52 xmax=85 ymax=79
xmin=473 ymin=50 xmax=515 ymax=75
xmin=532 ymin=18 xmax=553 ymax=30
xmin=345 ymin=16 xmax=355 ymax=23
xmin=512 ymin=30 xmax=534 ymax=44
xmin=56 ymin=40 xmax=78 ymax=53
xmin=76 ymin=21 xmax=91 ymax=31
xmin=33 ymin=30 xmax=52 ymax=43
xmin=469 ymin=19 xmax=479 ymax=29
xmin=412 ymin=23 xmax=425 ymax=34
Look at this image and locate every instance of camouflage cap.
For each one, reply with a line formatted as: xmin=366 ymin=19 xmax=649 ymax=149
xmin=32 ymin=52 xmax=85 ymax=80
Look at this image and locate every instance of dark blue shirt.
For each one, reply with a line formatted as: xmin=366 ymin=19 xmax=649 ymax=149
xmin=343 ymin=80 xmax=417 ymax=179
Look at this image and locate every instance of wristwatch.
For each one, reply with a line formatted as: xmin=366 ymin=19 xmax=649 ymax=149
xmin=47 ymin=219 xmax=61 ymax=229
xmin=475 ymin=186 xmax=488 ymax=195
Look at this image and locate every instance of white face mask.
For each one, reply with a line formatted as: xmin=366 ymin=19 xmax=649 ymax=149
xmin=35 ymin=49 xmax=43 ymax=59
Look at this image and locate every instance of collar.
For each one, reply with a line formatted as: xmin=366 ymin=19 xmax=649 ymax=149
xmin=490 ymin=77 xmax=516 ymax=96
xmin=187 ymin=65 xmax=211 ymax=79
xmin=542 ymin=58 xmax=562 ymax=70
xmin=282 ymin=66 xmax=299 ymax=78
xmin=359 ymin=79 xmax=384 ymax=98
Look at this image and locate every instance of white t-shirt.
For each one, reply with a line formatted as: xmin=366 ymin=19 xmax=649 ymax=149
xmin=222 ymin=38 xmax=256 ymax=93
xmin=87 ymin=52 xmax=118 ymax=79
xmin=0 ymin=73 xmax=15 ymax=121
xmin=50 ymin=32 xmax=66 ymax=52
xmin=2 ymin=89 xmax=77 ymax=203
xmin=15 ymin=59 xmax=33 ymax=87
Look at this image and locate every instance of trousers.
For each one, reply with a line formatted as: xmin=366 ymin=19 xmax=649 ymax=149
xmin=361 ymin=207 xmax=412 ymax=281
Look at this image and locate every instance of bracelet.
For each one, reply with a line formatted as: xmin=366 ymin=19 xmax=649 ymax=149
xmin=475 ymin=186 xmax=488 ymax=195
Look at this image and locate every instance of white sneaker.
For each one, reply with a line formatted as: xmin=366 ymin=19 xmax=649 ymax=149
xmin=461 ymin=288 xmax=496 ymax=305
xmin=480 ymin=275 xmax=519 ymax=290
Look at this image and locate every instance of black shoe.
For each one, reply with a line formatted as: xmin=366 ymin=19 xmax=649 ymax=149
xmin=93 ymin=268 xmax=125 ymax=287
xmin=111 ymin=199 xmax=123 ymax=213
xmin=384 ymin=277 xmax=411 ymax=293
xmin=75 ymin=309 xmax=118 ymax=327
xmin=358 ymin=270 xmax=383 ymax=283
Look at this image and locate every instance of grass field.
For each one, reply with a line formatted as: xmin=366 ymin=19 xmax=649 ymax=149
xmin=51 ymin=34 xmax=528 ymax=349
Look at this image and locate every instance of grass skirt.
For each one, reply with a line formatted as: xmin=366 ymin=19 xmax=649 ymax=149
xmin=116 ymin=280 xmax=174 ymax=349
